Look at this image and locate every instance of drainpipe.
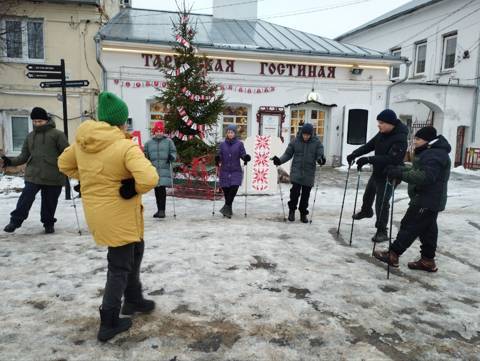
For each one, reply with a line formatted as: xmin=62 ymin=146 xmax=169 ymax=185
xmin=386 ymin=60 xmax=412 ymax=108
xmin=95 ymin=35 xmax=107 ymax=91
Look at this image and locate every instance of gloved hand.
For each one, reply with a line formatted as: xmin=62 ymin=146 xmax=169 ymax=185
xmin=243 ymin=154 xmax=251 ymax=165
xmin=119 ymin=178 xmax=137 ymax=199
xmin=272 ymin=156 xmax=281 ymax=166
xmin=356 ymin=157 xmax=370 ymax=171
xmin=1 ymin=156 xmax=12 ymax=168
xmin=215 ymin=155 xmax=221 ymax=167
xmin=387 ymin=166 xmax=403 ymax=182
xmin=73 ymin=183 xmax=81 ymax=198
xmin=317 ymin=155 xmax=326 ymax=166
xmin=346 ymin=153 xmax=356 ymax=166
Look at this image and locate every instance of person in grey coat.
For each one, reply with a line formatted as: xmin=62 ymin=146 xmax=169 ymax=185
xmin=143 ymin=121 xmax=177 ymax=218
xmin=272 ymin=123 xmax=325 ymax=223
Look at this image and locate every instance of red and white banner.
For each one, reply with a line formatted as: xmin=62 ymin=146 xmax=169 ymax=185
xmin=175 ymin=34 xmax=192 ymax=49
xmin=252 ymin=135 xmax=272 ymax=191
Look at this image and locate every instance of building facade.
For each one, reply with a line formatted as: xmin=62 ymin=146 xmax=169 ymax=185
xmin=337 ymin=0 xmax=480 ymax=166
xmin=0 ymin=0 xmax=120 ymax=156
xmin=97 ymin=2 xmax=405 ymax=165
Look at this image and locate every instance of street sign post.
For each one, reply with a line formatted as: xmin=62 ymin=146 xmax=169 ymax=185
xmin=40 ymin=80 xmax=89 ymax=88
xmin=26 ymin=59 xmax=90 ymax=200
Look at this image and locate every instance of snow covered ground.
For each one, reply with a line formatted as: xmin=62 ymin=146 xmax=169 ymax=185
xmin=0 ymin=168 xmax=479 ymax=361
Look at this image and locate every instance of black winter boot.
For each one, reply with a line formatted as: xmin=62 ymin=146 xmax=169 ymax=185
xmin=44 ymin=225 xmax=55 ymax=234
xmin=300 ymin=213 xmax=309 ymax=223
xmin=224 ymin=205 xmax=233 ymax=218
xmin=157 ymin=210 xmax=166 ymax=219
xmin=4 ymin=223 xmax=18 ymax=233
xmin=122 ymin=288 xmax=156 ymax=315
xmin=153 ymin=212 xmax=160 ymax=218
xmin=288 ymin=209 xmax=295 ymax=222
xmin=352 ymin=209 xmax=374 ymax=220
xmin=97 ymin=307 xmax=132 ymax=342
xmin=219 ymin=205 xmax=227 ymax=217
xmin=372 ymin=229 xmax=389 ymax=243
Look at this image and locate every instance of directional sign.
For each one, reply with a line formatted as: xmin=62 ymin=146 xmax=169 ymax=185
xmin=40 ymin=80 xmax=89 ymax=88
xmin=27 ymin=72 xmax=62 ymax=79
xmin=26 ymin=64 xmax=61 ymax=72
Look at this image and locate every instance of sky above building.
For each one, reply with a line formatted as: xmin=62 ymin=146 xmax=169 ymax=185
xmin=132 ymin=0 xmax=412 ymax=39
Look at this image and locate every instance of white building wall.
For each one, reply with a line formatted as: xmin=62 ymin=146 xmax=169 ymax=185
xmin=339 ymin=0 xmax=480 ymax=156
xmin=101 ymin=47 xmax=394 ymax=165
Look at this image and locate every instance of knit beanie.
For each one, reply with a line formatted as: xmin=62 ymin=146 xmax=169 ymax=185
xmin=152 ymin=121 xmax=165 ymax=134
xmin=226 ymin=124 xmax=237 ymax=134
xmin=377 ymin=109 xmax=399 ymax=126
xmin=30 ymin=107 xmax=49 ymax=121
xmin=97 ymin=92 xmax=129 ymax=126
xmin=301 ymin=123 xmax=314 ymax=135
xmin=415 ymin=126 xmax=437 ymax=142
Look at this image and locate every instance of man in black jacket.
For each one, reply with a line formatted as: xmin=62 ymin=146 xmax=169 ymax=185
xmin=347 ymin=109 xmax=408 ymax=243
xmin=374 ymin=126 xmax=451 ymax=272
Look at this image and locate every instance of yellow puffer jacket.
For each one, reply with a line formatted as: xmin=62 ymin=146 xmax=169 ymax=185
xmin=58 ymin=120 xmax=159 ymax=247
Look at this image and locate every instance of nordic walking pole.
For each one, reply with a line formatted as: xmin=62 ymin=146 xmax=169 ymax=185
xmin=243 ymin=162 xmax=248 ymax=217
xmin=372 ymin=179 xmax=390 ymax=256
xmin=275 ymin=165 xmax=287 ymax=222
xmin=349 ymin=169 xmax=361 ymax=246
xmin=212 ymin=165 xmax=218 ymax=216
xmin=71 ymin=194 xmax=82 ymax=235
xmin=387 ymin=181 xmax=395 ymax=280
xmin=309 ymin=183 xmax=319 ymax=225
xmin=169 ymin=163 xmax=177 ymax=219
xmin=337 ymin=165 xmax=351 ymax=234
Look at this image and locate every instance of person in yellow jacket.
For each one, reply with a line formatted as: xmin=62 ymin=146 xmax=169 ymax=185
xmin=58 ymin=92 xmax=159 ymax=342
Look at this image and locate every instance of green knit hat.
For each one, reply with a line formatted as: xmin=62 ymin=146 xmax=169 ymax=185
xmin=97 ymin=91 xmax=129 ymax=126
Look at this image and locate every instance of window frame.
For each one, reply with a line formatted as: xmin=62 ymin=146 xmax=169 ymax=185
xmin=4 ymin=112 xmax=32 ymax=156
xmin=414 ymin=41 xmax=427 ymax=76
xmin=390 ymin=48 xmax=401 ymax=79
xmin=0 ymin=17 xmax=45 ymax=63
xmin=441 ymin=32 xmax=457 ymax=71
xmin=220 ymin=104 xmax=249 ymax=140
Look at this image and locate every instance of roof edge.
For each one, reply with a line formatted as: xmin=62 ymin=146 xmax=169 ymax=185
xmin=335 ymin=0 xmax=445 ymax=41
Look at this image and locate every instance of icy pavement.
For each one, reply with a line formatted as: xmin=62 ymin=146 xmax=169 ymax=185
xmin=0 ymin=168 xmax=479 ymax=361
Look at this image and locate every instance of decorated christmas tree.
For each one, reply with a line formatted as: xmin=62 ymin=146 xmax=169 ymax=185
xmin=157 ymin=9 xmax=225 ymax=164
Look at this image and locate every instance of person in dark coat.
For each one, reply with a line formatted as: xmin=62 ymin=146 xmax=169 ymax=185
xmin=1 ymin=107 xmax=69 ymax=234
xmin=272 ymin=123 xmax=325 ymax=223
xmin=374 ymin=126 xmax=451 ymax=272
xmin=215 ymin=124 xmax=251 ymax=218
xmin=144 ymin=121 xmax=177 ymax=218
xmin=346 ymin=109 xmax=408 ymax=242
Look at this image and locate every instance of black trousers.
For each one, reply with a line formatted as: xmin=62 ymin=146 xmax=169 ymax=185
xmin=10 ymin=181 xmax=62 ymax=227
xmin=222 ymin=186 xmax=239 ymax=206
xmin=154 ymin=186 xmax=166 ymax=211
xmin=288 ymin=183 xmax=312 ymax=214
xmin=391 ymin=206 xmax=439 ymax=259
xmin=361 ymin=175 xmax=393 ymax=231
xmin=102 ymin=240 xmax=145 ymax=311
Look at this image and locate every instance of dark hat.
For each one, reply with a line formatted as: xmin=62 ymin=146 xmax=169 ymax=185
xmin=301 ymin=123 xmax=314 ymax=135
xmin=377 ymin=109 xmax=399 ymax=126
xmin=226 ymin=124 xmax=237 ymax=133
xmin=415 ymin=126 xmax=437 ymax=142
xmin=30 ymin=107 xmax=49 ymax=121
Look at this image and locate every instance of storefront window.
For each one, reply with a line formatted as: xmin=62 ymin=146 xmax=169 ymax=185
xmin=149 ymin=102 xmax=167 ymax=130
xmin=311 ymin=109 xmax=325 ymax=142
xmin=221 ymin=105 xmax=248 ymax=139
xmin=290 ymin=109 xmax=305 ymax=139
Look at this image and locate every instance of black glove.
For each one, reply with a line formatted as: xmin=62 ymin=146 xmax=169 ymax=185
xmin=1 ymin=156 xmax=11 ymax=168
xmin=272 ymin=156 xmax=281 ymax=166
xmin=317 ymin=155 xmax=326 ymax=166
xmin=387 ymin=166 xmax=403 ymax=182
xmin=215 ymin=155 xmax=221 ymax=167
xmin=356 ymin=157 xmax=370 ymax=171
xmin=73 ymin=183 xmax=81 ymax=198
xmin=119 ymin=178 xmax=137 ymax=199
xmin=346 ymin=153 xmax=356 ymax=166
xmin=243 ymin=154 xmax=251 ymax=165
